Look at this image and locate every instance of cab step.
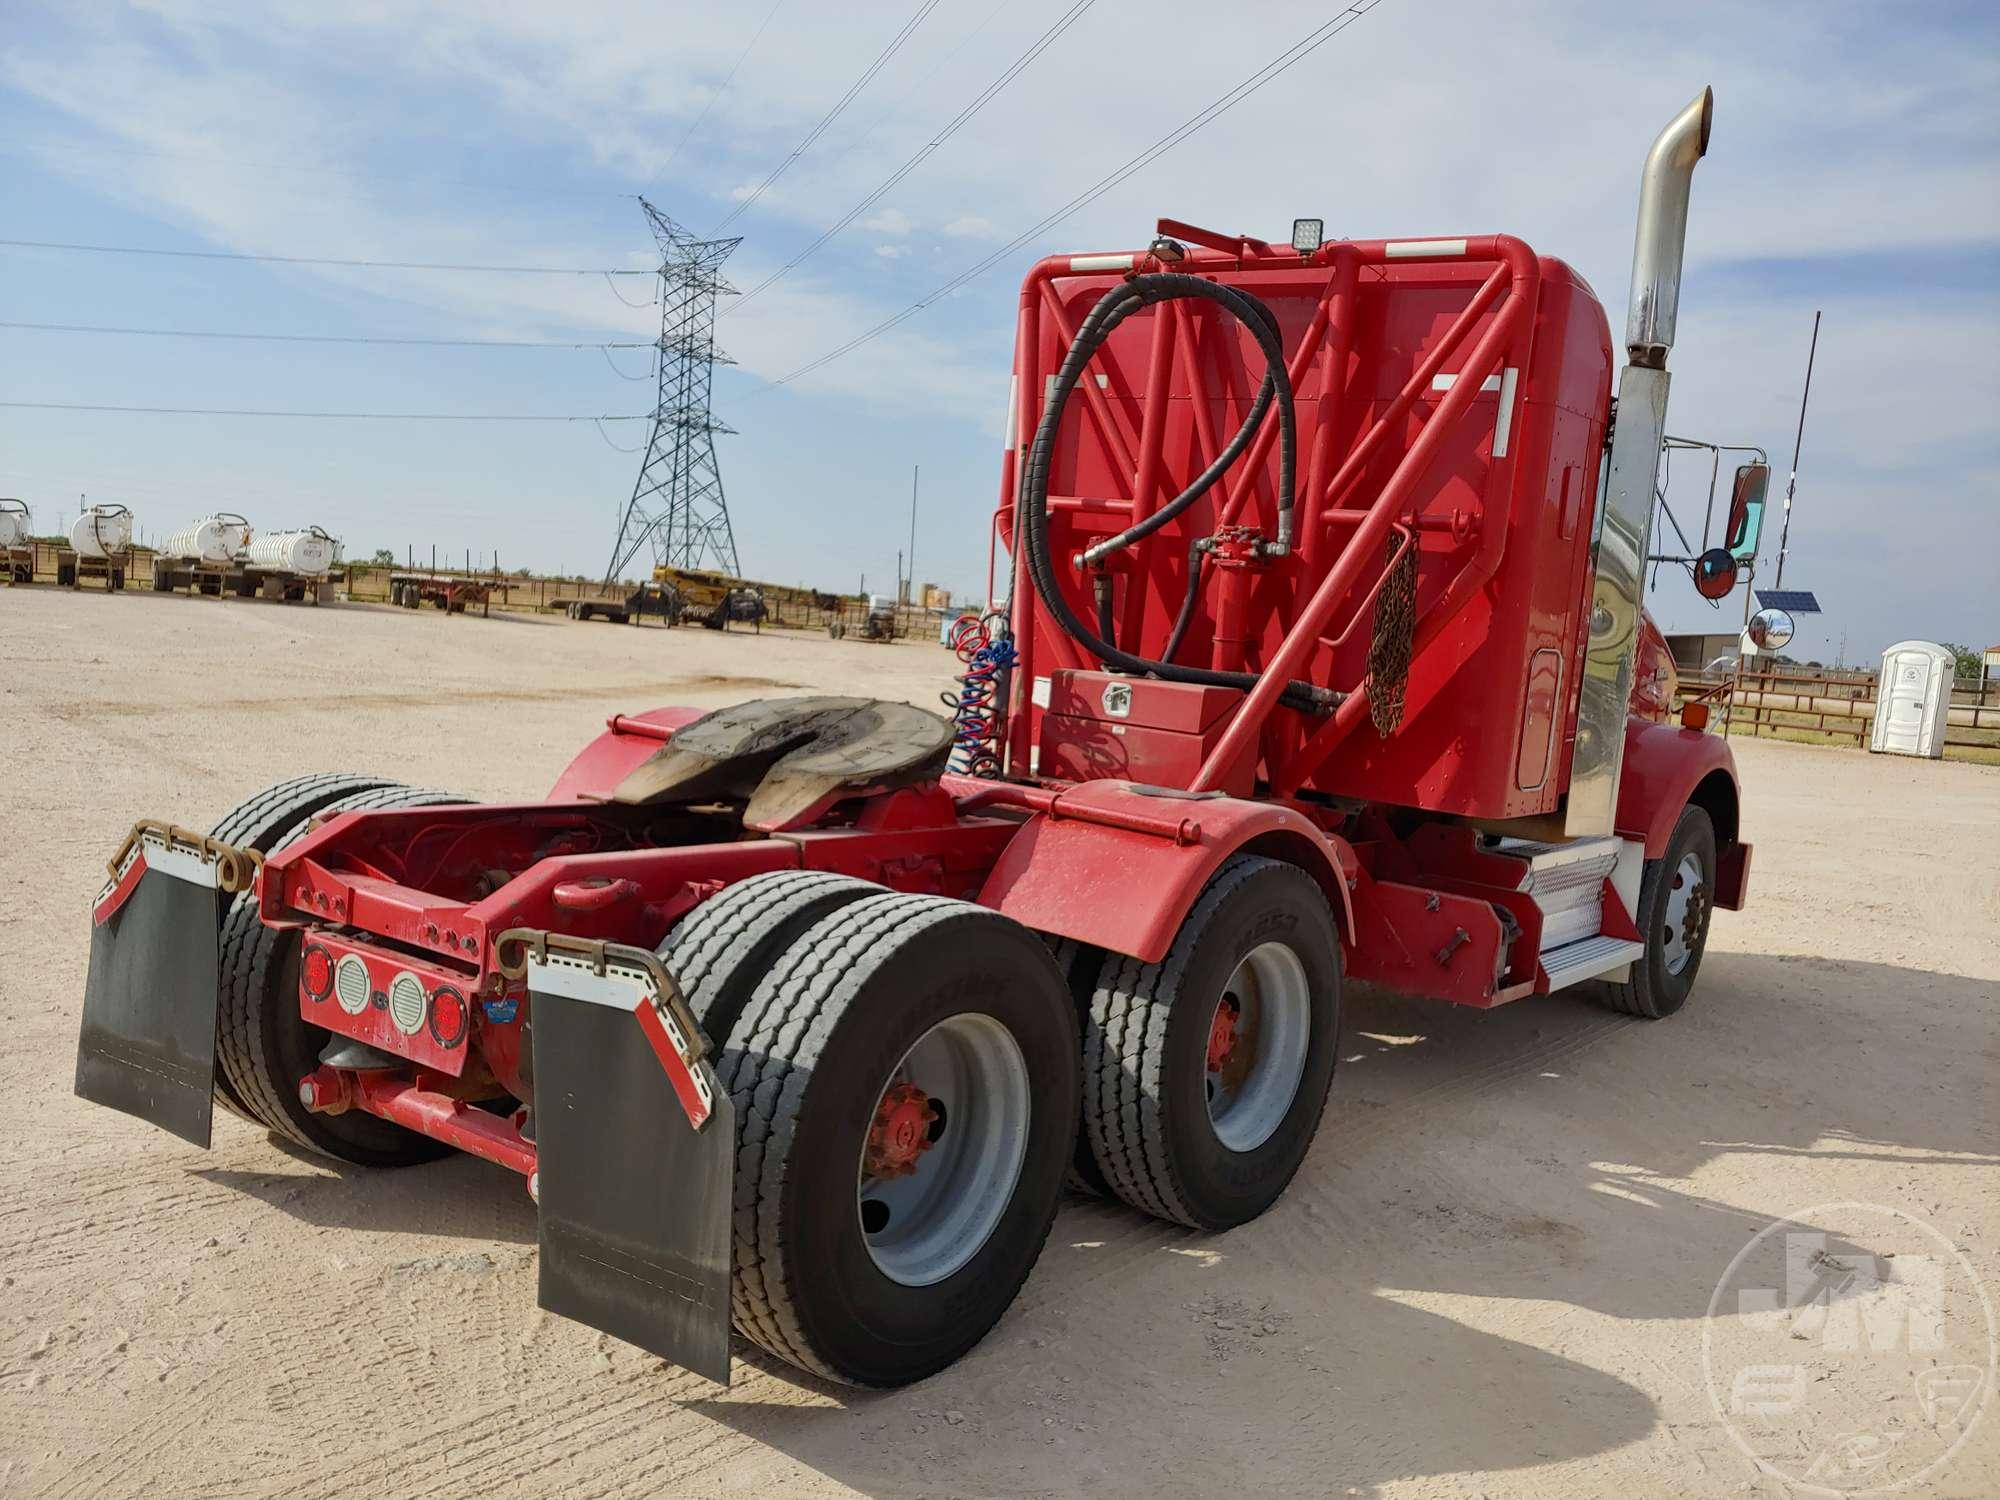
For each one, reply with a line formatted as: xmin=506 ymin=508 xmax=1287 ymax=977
xmin=1539 ymin=933 xmax=1645 ymax=992
xmin=1494 ymin=836 xmax=1623 ymax=951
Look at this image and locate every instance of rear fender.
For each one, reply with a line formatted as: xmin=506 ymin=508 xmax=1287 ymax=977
xmin=976 ymin=784 xmax=1355 ymax=964
xmin=546 ymin=708 xmax=705 ymax=802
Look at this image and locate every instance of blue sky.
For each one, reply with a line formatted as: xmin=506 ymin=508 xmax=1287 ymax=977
xmin=3 ymin=1 xmax=1995 ymax=663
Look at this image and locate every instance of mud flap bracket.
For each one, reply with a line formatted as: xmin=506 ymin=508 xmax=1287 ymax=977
xmin=509 ymin=932 xmax=734 ymax=1385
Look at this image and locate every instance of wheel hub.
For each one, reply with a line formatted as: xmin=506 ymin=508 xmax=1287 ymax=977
xmin=865 ymin=1081 xmax=939 ymax=1179
xmin=1204 ymin=941 xmax=1311 ymax=1154
xmin=1661 ymin=852 xmax=1710 ymax=977
xmin=1206 ymin=994 xmax=1241 ymax=1073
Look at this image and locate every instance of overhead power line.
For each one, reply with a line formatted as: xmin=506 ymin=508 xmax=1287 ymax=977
xmin=0 ymin=238 xmax=653 ymax=275
xmin=753 ymin=0 xmax=1390 ymax=393
xmin=0 ymin=401 xmax=648 ymax=421
xmin=710 ymin=0 xmax=942 ymax=235
xmin=638 ymin=0 xmax=790 ymax=197
xmin=731 ymin=0 xmax=1096 ymax=314
xmin=0 ymin=139 xmax=631 ymax=205
xmin=0 ymin=320 xmax=653 ymax=350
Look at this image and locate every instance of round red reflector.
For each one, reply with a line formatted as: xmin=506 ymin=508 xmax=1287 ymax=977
xmin=428 ymin=986 xmax=469 ymax=1049
xmin=301 ymin=943 xmax=335 ymax=1002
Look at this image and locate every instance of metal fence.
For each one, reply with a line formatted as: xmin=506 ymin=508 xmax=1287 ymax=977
xmin=337 ymin=564 xmax=952 ymax=637
xmin=1677 ymin=664 xmax=2000 ymax=760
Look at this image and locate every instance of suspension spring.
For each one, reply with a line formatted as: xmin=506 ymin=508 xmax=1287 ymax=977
xmin=941 ymin=614 xmax=1016 ymax=778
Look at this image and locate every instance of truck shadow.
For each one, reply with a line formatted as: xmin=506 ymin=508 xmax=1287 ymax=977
xmin=194 ymin=951 xmax=1995 ymax=1495
xmin=197 ymin=1143 xmax=537 ymax=1245
xmin=668 ymin=951 xmax=1995 ymax=1496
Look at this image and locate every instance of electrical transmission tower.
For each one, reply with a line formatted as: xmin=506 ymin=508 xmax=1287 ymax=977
xmin=605 ymin=200 xmax=742 ymax=581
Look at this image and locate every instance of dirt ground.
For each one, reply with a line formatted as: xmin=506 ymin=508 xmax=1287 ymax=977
xmin=3 ymin=588 xmax=1995 ymax=1499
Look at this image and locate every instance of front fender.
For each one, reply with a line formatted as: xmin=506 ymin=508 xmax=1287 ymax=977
xmin=1615 ymin=718 xmax=1740 ymax=858
xmin=976 ymin=783 xmax=1355 ymax=964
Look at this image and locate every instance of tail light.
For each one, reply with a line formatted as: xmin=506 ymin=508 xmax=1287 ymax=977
xmin=428 ymin=986 xmax=470 ymax=1049
xmin=301 ymin=942 xmax=335 ymax=1002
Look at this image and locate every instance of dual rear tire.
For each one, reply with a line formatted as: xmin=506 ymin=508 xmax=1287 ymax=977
xmin=672 ymin=857 xmax=1342 ymax=1385
xmin=206 ymin=775 xmax=469 ymax=1164
xmin=662 ymin=876 xmax=1078 ymax=1387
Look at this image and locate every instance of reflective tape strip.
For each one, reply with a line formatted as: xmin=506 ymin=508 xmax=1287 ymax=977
xmin=1385 ymin=238 xmax=1467 ymax=259
xmin=526 ymin=955 xmax=640 ymax=1012
xmin=1492 ymin=366 xmax=1520 ymax=459
xmin=1426 ymin=368 xmax=1521 ymax=458
xmin=1069 ymin=253 xmax=1134 ymax=272
xmin=633 ymin=999 xmax=715 ymax=1128
xmin=1004 ymin=374 xmax=1018 ymax=449
xmin=93 ymin=851 xmax=149 ymax=925
xmin=141 ymin=841 xmax=222 ymax=888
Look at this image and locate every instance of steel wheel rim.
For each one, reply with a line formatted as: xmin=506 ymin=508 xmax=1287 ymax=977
xmin=857 ymin=1012 xmax=1030 ymax=1288
xmin=1661 ymin=851 xmax=1707 ymax=976
xmin=1205 ymin=941 xmax=1311 ymax=1153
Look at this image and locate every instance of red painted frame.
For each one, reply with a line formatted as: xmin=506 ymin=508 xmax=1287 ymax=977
xmin=247 ymin=223 xmax=1750 ymax=1177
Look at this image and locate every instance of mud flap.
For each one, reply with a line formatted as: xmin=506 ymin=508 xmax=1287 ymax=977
xmin=76 ymin=837 xmax=229 ymax=1148
xmin=520 ymin=937 xmax=735 ymax=1385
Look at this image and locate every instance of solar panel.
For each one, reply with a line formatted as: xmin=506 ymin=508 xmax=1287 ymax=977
xmin=1755 ymin=588 xmax=1821 ymax=614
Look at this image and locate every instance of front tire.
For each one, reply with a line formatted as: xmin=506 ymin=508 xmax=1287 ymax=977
xmin=1084 ymin=855 xmax=1341 ymax=1230
xmin=1599 ymin=805 xmax=1716 ymax=1019
xmin=723 ymin=894 xmax=1079 ymax=1386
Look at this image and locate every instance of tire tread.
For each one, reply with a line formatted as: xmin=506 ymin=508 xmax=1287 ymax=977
xmin=215 ymin=783 xmax=465 ymax=1159
xmin=723 ymin=894 xmax=1070 ymax=1385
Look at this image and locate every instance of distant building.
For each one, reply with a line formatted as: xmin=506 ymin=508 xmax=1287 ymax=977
xmin=1664 ymin=632 xmax=1741 ymax=673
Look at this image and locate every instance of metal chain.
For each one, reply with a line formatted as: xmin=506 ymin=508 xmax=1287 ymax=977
xmin=1367 ymin=530 xmax=1418 ymax=736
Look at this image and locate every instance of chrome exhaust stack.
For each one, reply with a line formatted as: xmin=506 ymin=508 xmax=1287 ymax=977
xmin=1625 ymin=86 xmax=1714 ymax=368
xmin=1566 ymin=87 xmax=1714 ymax=840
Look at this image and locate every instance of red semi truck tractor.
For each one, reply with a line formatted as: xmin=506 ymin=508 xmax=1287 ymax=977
xmin=77 ymin=88 xmax=1746 ymax=1388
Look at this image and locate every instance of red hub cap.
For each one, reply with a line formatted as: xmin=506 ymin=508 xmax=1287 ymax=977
xmin=865 ymin=1082 xmax=938 ymax=1180
xmin=1206 ymin=994 xmax=1242 ymax=1074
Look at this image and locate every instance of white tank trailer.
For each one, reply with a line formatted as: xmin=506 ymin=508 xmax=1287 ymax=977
xmin=69 ymin=505 xmax=134 ymax=558
xmin=0 ymin=499 xmax=30 ymax=550
xmin=0 ymin=498 xmax=31 ymax=586
xmin=245 ymin=526 xmax=338 ymax=578
xmin=163 ymin=513 xmax=253 ymax=565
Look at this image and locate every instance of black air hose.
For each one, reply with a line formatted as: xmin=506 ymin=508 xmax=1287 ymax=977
xmin=1019 ymin=273 xmax=1336 ymax=714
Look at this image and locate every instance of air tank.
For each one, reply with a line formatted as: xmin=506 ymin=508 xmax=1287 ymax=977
xmin=163 ymin=513 xmax=253 ymax=565
xmin=245 ymin=526 xmax=338 ymax=577
xmin=0 ymin=499 xmax=28 ymax=549
xmin=69 ymin=504 xmax=133 ymax=558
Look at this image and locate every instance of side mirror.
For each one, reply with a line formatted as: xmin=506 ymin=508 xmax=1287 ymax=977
xmin=1693 ymin=547 xmax=1737 ymax=600
xmin=1747 ymin=607 xmax=1794 ymax=651
xmin=1726 ymin=463 xmax=1769 ymax=560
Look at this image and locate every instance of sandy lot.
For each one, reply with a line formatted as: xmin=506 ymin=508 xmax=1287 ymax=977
xmin=3 ymin=587 xmax=1996 ymax=1498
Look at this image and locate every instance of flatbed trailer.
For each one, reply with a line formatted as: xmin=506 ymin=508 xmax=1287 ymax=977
xmin=556 ymin=583 xmax=683 ymax=625
xmin=389 ymin=572 xmax=491 ymax=616
xmin=74 ymin=90 xmax=1752 ymax=1393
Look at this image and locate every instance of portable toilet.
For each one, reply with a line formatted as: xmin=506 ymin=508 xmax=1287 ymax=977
xmin=1870 ymin=641 xmax=1954 ymax=758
